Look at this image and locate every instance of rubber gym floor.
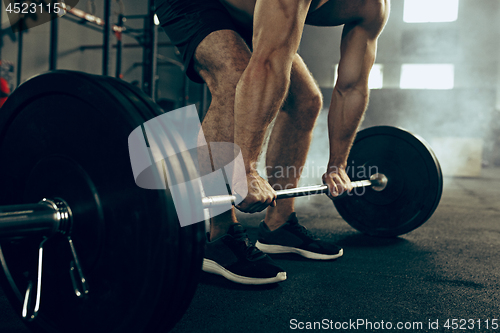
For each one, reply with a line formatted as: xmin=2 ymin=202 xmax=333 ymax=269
xmin=1 ymin=167 xmax=499 ymax=332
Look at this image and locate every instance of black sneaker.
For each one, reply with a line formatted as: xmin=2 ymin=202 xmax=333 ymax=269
xmin=255 ymin=213 xmax=343 ymax=260
xmin=202 ymin=223 xmax=287 ymax=285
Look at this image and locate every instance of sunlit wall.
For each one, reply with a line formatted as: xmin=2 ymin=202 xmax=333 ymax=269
xmin=300 ymin=0 xmax=500 ymax=166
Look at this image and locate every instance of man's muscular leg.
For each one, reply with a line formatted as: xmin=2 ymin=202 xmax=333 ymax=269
xmin=194 ymin=30 xmax=252 ymax=241
xmin=256 ymin=58 xmax=342 ymax=260
xmin=264 ymin=54 xmax=323 ymax=231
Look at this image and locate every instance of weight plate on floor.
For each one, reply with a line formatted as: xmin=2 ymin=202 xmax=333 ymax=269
xmin=0 ymin=71 xmax=204 ymax=333
xmin=333 ymin=126 xmax=443 ymax=237
xmin=99 ymin=76 xmax=206 ymax=332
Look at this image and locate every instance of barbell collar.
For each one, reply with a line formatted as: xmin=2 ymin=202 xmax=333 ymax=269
xmin=0 ymin=199 xmax=71 ymax=240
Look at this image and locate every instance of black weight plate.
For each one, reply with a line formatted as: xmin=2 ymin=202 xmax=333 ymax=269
xmin=86 ymin=76 xmax=202 ymax=333
xmin=333 ymin=126 xmax=443 ymax=237
xmin=73 ymin=74 xmax=206 ymax=333
xmin=108 ymin=79 xmax=206 ymax=333
xmin=0 ymin=71 xmax=204 ymax=333
xmin=97 ymin=76 xmax=205 ymax=333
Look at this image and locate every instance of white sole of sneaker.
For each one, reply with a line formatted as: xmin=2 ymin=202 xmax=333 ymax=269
xmin=255 ymin=241 xmax=343 ymax=260
xmin=202 ymin=259 xmax=287 ymax=285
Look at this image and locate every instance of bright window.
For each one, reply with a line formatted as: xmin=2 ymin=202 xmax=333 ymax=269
xmin=368 ymin=64 xmax=384 ymax=90
xmin=333 ymin=64 xmax=384 ymax=90
xmin=403 ymin=0 xmax=459 ymax=23
xmin=400 ymin=64 xmax=454 ymax=90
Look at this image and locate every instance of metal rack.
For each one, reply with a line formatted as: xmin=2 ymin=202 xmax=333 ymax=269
xmin=1 ymin=0 xmax=208 ymax=111
xmin=53 ymin=0 xmax=158 ymax=97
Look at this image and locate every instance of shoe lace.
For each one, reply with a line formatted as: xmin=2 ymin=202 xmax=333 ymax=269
xmin=289 ymin=222 xmax=316 ymax=239
xmin=232 ymin=230 xmax=264 ymax=260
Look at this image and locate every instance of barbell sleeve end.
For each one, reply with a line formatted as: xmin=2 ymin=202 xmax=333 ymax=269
xmin=370 ymin=173 xmax=388 ymax=192
xmin=0 ymin=199 xmax=72 ymax=240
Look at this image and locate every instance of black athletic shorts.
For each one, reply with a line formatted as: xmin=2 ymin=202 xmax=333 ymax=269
xmin=154 ymin=0 xmax=253 ymax=83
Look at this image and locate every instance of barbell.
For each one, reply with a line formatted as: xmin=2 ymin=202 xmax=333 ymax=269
xmin=0 ymin=71 xmax=443 ymax=333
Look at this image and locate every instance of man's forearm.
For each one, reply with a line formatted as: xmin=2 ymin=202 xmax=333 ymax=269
xmin=234 ymin=59 xmax=291 ymax=174
xmin=327 ymin=85 xmax=369 ymax=169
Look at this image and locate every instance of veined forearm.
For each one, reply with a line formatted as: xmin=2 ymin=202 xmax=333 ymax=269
xmin=234 ymin=60 xmax=291 ymax=173
xmin=327 ymin=86 xmax=369 ymax=169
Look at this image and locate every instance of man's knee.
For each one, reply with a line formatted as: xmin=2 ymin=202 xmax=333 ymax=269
xmin=284 ymin=86 xmax=323 ymax=131
xmin=303 ymin=89 xmax=323 ymax=115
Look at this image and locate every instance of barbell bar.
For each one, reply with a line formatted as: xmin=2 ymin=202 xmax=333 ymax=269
xmin=0 ymin=173 xmax=388 ymax=236
xmin=201 ymin=173 xmax=388 ymax=208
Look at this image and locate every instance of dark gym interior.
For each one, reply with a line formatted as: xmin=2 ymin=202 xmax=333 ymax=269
xmin=1 ymin=0 xmax=500 ymax=332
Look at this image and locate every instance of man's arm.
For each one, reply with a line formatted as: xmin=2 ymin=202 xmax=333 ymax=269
xmin=234 ymin=0 xmax=313 ymax=212
xmin=323 ymin=0 xmax=390 ymax=198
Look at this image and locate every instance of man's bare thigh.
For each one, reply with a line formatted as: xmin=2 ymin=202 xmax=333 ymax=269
xmin=193 ymin=30 xmax=320 ymax=111
xmin=193 ymin=30 xmax=252 ymax=91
